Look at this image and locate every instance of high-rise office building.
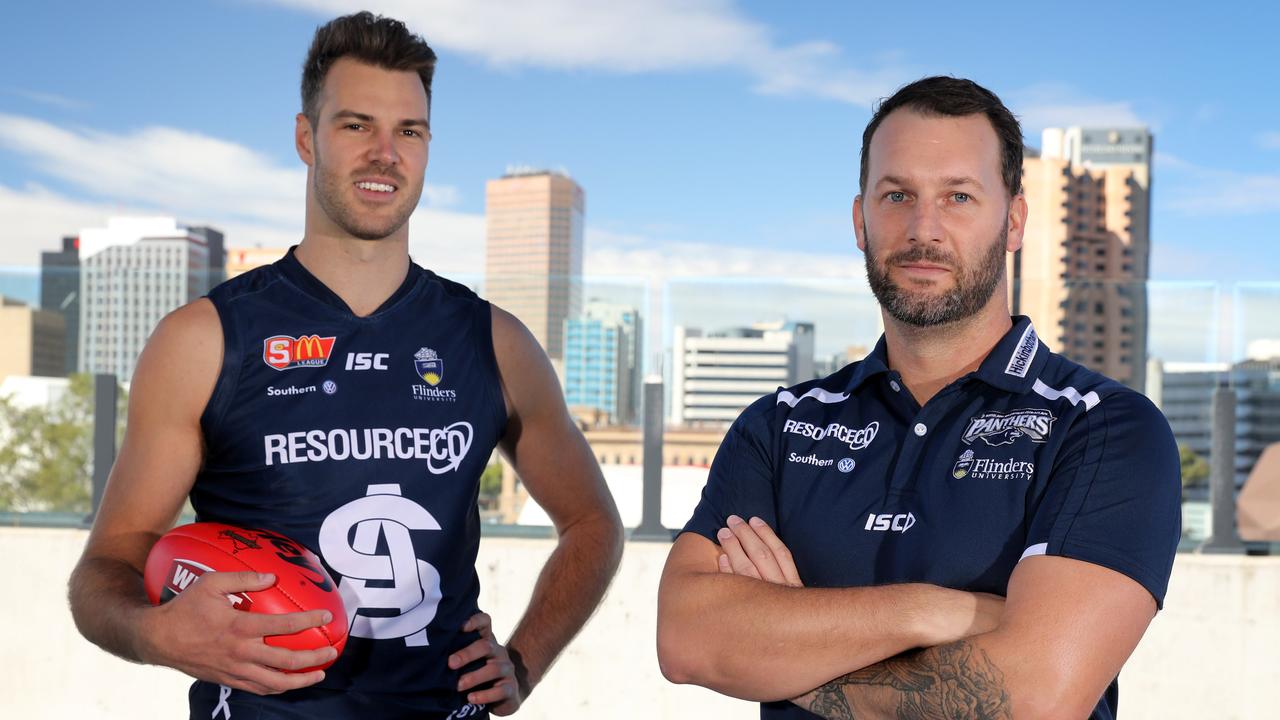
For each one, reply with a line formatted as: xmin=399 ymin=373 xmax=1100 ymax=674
xmin=0 ymin=296 xmax=66 ymax=382
xmin=484 ymin=169 xmax=583 ymax=360
xmin=563 ymin=301 xmax=642 ymax=425
xmin=1016 ymin=127 xmax=1152 ymax=390
xmin=671 ymin=321 xmax=815 ymax=425
xmin=78 ymin=217 xmax=222 ymax=380
xmin=1151 ymin=358 xmax=1280 ymax=489
xmin=40 ymin=235 xmax=80 ymax=376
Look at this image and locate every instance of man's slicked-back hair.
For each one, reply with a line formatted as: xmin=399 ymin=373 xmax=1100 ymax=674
xmin=859 ymin=76 xmax=1023 ymax=197
xmin=301 ymin=11 xmax=437 ymax=127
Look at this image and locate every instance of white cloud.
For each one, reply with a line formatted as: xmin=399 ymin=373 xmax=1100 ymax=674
xmin=1011 ymin=84 xmax=1146 ymax=140
xmin=0 ymin=184 xmax=146 ymax=267
xmin=584 ymin=227 xmax=864 ymax=281
xmin=268 ymin=0 xmax=911 ymax=106
xmin=1156 ymin=152 xmax=1280 ymax=216
xmin=1258 ymin=131 xmax=1280 ymax=150
xmin=2 ymin=87 xmax=89 ymax=111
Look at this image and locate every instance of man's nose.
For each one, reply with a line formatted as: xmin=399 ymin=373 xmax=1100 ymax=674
xmin=366 ymin=130 xmax=399 ymax=166
xmin=905 ymin=200 xmax=944 ymax=244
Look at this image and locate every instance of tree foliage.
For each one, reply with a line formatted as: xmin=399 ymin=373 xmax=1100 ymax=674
xmin=0 ymin=374 xmax=127 ymax=512
xmin=1179 ymin=443 xmax=1210 ymax=489
xmin=479 ymin=461 xmax=504 ymax=509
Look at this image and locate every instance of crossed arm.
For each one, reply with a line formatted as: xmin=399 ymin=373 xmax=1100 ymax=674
xmin=658 ymin=516 xmax=1158 ymax=718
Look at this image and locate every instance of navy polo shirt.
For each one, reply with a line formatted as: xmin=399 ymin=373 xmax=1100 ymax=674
xmin=682 ymin=316 xmax=1181 ymax=720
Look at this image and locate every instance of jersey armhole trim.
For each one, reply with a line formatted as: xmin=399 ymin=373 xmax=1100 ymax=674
xmin=199 ymin=294 xmax=244 ymax=439
xmin=475 ymin=300 xmax=509 ymax=438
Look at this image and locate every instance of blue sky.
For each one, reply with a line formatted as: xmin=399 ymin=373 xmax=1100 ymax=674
xmin=1 ymin=0 xmax=1277 ymax=359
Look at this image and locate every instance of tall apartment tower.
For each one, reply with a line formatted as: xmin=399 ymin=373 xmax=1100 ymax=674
xmin=1016 ymin=127 xmax=1152 ymax=390
xmin=671 ymin=321 xmax=815 ymax=426
xmin=40 ymin=235 xmax=80 ymax=375
xmin=563 ymin=301 xmax=642 ymax=425
xmin=78 ymin=217 xmax=222 ymax=380
xmin=484 ymin=169 xmax=584 ymax=360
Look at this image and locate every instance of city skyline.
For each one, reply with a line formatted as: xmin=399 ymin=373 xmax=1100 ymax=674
xmin=1 ymin=1 xmax=1276 ymax=366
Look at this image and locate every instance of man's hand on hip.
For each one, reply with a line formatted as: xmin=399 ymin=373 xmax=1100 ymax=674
xmin=449 ymin=611 xmax=523 ymax=715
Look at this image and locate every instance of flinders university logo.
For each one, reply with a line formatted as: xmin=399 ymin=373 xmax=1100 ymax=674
xmin=411 ymin=347 xmax=457 ymax=402
xmin=952 ymin=449 xmax=975 ymax=479
xmin=414 ymin=347 xmax=444 ymax=386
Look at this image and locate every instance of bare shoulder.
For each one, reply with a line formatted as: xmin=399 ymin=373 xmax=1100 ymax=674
xmin=148 ymin=298 xmax=222 ymax=356
xmin=488 ymin=303 xmax=559 ymax=419
xmin=133 ymin=298 xmax=223 ymax=407
xmin=489 ymin=303 xmax=541 ymax=359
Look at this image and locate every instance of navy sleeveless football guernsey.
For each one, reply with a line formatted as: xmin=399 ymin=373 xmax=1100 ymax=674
xmin=194 ymin=248 xmax=506 ymax=714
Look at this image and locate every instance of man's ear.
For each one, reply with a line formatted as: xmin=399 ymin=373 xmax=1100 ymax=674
xmin=853 ymin=195 xmax=866 ymax=253
xmin=1006 ymin=193 xmax=1028 ymax=253
xmin=296 ymin=113 xmax=315 ymax=166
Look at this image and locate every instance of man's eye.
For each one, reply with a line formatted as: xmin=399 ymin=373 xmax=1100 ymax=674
xmin=953 ymin=192 xmax=971 ymax=203
xmin=887 ymin=191 xmax=906 ymax=203
xmin=345 ymin=123 xmax=364 ymax=131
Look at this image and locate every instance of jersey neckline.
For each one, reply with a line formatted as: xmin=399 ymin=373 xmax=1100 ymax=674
xmin=277 ymin=245 xmax=422 ymax=319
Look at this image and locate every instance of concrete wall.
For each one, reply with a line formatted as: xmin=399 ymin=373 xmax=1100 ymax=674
xmin=4 ymin=527 xmax=1277 ymax=719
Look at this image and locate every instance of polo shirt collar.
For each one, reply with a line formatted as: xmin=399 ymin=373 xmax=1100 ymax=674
xmin=974 ymin=315 xmax=1047 ymax=393
xmin=845 ymin=316 xmax=1047 ymax=395
xmin=844 ymin=334 xmax=892 ymax=393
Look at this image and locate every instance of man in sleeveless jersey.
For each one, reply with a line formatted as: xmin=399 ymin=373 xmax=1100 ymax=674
xmin=657 ymin=77 xmax=1180 ymax=719
xmin=69 ymin=12 xmax=622 ymax=719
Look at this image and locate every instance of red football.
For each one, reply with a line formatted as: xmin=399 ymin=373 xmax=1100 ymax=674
xmin=143 ymin=522 xmax=348 ymax=672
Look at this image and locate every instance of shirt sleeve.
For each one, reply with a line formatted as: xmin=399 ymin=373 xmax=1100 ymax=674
xmin=681 ymin=395 xmax=779 ymax=542
xmin=1022 ymin=389 xmax=1182 ymax=608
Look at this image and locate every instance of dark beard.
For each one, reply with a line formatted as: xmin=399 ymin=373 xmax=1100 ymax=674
xmin=864 ymin=220 xmax=1007 ymax=328
xmin=312 ymin=143 xmax=418 ymax=241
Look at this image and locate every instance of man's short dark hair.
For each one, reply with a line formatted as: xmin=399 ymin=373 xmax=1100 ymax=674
xmin=301 ymin=11 xmax=437 ymax=127
xmin=859 ymin=76 xmax=1023 ymax=197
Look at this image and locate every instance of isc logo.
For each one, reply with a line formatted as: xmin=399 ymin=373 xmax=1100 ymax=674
xmin=263 ymin=334 xmax=337 ymax=371
xmin=345 ymin=352 xmax=389 ymax=371
xmin=864 ymin=512 xmax=916 ymax=533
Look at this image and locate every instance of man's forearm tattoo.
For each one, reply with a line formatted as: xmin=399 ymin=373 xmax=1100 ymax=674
xmin=800 ymin=640 xmax=1011 ymax=719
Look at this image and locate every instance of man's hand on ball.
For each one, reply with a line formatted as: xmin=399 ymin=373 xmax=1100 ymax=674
xmin=141 ymin=570 xmax=336 ymax=695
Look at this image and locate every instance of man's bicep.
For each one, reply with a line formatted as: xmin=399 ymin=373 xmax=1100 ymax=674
xmin=988 ymin=554 xmax=1156 ymax=716
xmin=83 ymin=301 xmax=222 ymax=570
xmin=491 ymin=306 xmax=616 ymax=529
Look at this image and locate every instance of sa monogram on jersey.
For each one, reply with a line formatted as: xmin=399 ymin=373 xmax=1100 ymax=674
xmin=263 ymin=334 xmax=337 ymax=370
xmin=961 ymin=408 xmax=1056 ymax=446
xmin=319 ymin=484 xmax=444 ymax=647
